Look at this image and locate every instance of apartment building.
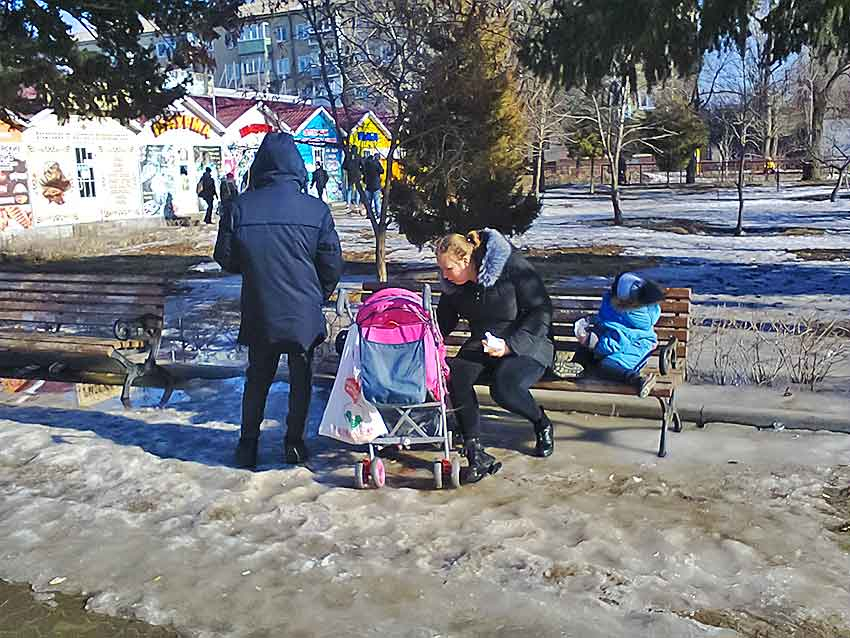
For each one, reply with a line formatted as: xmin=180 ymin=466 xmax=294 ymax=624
xmin=212 ymin=0 xmax=353 ymax=101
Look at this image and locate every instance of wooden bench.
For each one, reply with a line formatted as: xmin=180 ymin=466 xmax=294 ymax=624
xmin=0 ymin=272 xmax=174 ymax=408
xmin=344 ymin=281 xmax=691 ymax=458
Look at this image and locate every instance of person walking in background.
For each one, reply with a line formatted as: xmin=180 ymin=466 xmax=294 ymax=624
xmin=220 ymin=171 xmax=239 ymax=205
xmin=362 ymin=151 xmax=384 ymax=218
xmin=311 ymin=161 xmax=330 ymax=201
xmin=198 ymin=167 xmax=217 ymax=224
xmin=343 ymin=150 xmax=362 ymax=209
xmin=221 ymin=133 xmax=343 ymax=469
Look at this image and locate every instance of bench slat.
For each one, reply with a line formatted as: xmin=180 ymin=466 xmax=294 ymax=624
xmin=0 ymin=281 xmax=167 ymax=296
xmin=0 ymin=300 xmax=163 ymax=317
xmin=453 ymin=320 xmax=689 ymax=342
xmin=443 ymin=340 xmax=687 ymax=358
xmin=0 ymin=310 xmax=161 ymax=328
xmin=0 ymin=338 xmax=119 ymax=356
xmin=0 ymin=331 xmax=146 ymax=349
xmin=534 ymin=373 xmax=682 ymax=398
xmin=361 ymin=280 xmax=693 ymax=301
xmin=0 ymin=291 xmax=166 ymax=307
xmin=0 ymin=272 xmax=167 ymax=285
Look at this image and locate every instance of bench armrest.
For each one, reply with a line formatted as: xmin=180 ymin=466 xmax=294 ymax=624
xmin=113 ymin=314 xmax=163 ymax=342
xmin=658 ymin=337 xmax=678 ymax=376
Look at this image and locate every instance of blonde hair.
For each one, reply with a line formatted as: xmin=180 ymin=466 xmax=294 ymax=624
xmin=435 ymin=230 xmax=483 ymax=264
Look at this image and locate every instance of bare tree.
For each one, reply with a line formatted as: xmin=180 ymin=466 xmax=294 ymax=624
xmin=565 ymin=81 xmax=669 ymax=225
xmin=336 ymin=0 xmax=437 ymax=281
xmin=519 ymin=72 xmax=571 ymax=198
xmin=709 ymin=40 xmax=763 ymax=236
xmin=796 ymin=51 xmax=850 ymax=181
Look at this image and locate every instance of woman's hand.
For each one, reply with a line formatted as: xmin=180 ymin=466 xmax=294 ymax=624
xmin=482 ymin=332 xmax=510 ymax=357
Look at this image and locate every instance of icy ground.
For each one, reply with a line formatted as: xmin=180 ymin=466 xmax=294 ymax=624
xmin=2 ymin=182 xmax=850 ymax=637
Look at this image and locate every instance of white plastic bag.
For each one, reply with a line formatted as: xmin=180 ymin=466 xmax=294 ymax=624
xmin=319 ymin=327 xmax=388 ymax=445
xmin=574 ymin=317 xmax=591 ymax=343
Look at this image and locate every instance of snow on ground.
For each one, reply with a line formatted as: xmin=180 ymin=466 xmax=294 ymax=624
xmin=2 ymin=184 xmax=850 ymax=636
xmin=334 ymin=184 xmax=850 ymax=318
xmin=2 ymin=379 xmax=850 ymax=637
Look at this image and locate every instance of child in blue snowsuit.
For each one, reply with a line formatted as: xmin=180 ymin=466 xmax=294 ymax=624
xmin=574 ymin=272 xmax=664 ymax=397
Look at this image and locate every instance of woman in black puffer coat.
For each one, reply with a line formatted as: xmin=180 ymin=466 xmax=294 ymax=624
xmin=436 ymin=228 xmax=554 ymax=483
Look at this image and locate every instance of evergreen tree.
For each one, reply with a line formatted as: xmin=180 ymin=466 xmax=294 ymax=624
xmin=0 ymin=1 xmax=239 ymax=123
xmin=392 ymin=2 xmax=539 ymax=245
xmin=644 ymin=98 xmax=709 ymax=185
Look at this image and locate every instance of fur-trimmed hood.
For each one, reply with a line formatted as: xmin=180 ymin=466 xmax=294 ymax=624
xmin=441 ymin=228 xmax=513 ymax=293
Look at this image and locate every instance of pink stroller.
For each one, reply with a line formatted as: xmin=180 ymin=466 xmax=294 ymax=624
xmin=336 ymin=285 xmax=461 ymax=489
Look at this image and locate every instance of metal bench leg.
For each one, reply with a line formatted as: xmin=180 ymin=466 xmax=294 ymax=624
xmin=121 ymin=367 xmax=140 ymax=409
xmin=156 ymin=366 xmax=175 ymax=408
xmin=657 ymin=396 xmax=669 ymax=458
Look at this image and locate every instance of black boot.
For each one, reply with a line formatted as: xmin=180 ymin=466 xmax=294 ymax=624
xmin=284 ymin=438 xmax=310 ymax=465
xmin=235 ymin=437 xmax=258 ymax=469
xmin=462 ymin=438 xmax=501 ymax=484
xmin=534 ymin=408 xmax=554 ymax=458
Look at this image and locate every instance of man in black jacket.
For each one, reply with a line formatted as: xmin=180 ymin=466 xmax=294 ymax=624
xmin=361 ymin=152 xmax=384 ymax=217
xmin=311 ymin=161 xmax=329 ymax=201
xmin=226 ymin=133 xmax=343 ymax=468
xmin=199 ymin=167 xmax=217 ymax=224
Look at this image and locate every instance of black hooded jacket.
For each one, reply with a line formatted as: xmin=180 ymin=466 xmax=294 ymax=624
xmin=228 ymin=133 xmax=343 ymax=351
xmin=437 ymin=229 xmax=554 ymax=369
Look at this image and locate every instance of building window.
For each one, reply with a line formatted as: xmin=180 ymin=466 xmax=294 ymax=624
xmin=295 ymin=23 xmax=310 ymax=40
xmin=225 ymin=32 xmax=236 ymax=49
xmin=226 ymin=61 xmax=241 ymax=82
xmin=242 ymin=56 xmax=264 ymax=75
xmin=297 ymin=54 xmax=314 ymax=73
xmin=381 ymin=44 xmax=393 ymax=62
xmin=354 ymin=86 xmax=369 ymax=100
xmin=75 ymin=147 xmax=96 ymax=199
xmin=275 ymin=25 xmax=289 ymax=42
xmin=239 ymin=23 xmax=268 ymax=42
xmin=300 ymin=85 xmax=314 ymax=99
xmin=276 ymin=57 xmax=291 ymax=77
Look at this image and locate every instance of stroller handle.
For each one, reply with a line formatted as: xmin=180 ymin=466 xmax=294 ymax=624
xmin=422 ymin=283 xmax=432 ymax=314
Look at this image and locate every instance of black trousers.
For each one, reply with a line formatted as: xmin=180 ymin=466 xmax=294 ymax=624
xmin=447 ymin=349 xmax=546 ymax=439
xmin=241 ymin=344 xmax=314 ymax=443
xmin=202 ymin=196 xmax=214 ymax=222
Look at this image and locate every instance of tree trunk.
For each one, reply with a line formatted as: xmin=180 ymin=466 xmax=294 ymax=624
xmin=807 ymin=92 xmax=828 ymax=181
xmin=830 ymin=162 xmax=849 ymax=202
xmin=589 ymin=156 xmax=595 ymax=194
xmin=375 ymin=229 xmax=387 ymax=282
xmin=531 ymin=149 xmax=544 ymax=199
xmin=735 ymin=156 xmax=745 ymax=236
xmin=610 ymin=173 xmax=623 ymax=225
xmin=686 ymin=154 xmax=697 ymax=184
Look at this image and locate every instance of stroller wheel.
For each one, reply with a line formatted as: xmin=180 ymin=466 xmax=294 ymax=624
xmin=432 ymin=461 xmax=443 ymax=490
xmin=450 ymin=457 xmax=462 ymax=489
xmin=370 ymin=458 xmax=386 ymax=488
xmin=354 ymin=461 xmax=367 ymax=489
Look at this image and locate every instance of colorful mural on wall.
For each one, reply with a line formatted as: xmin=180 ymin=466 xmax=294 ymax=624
xmin=0 ymin=135 xmax=33 ymax=233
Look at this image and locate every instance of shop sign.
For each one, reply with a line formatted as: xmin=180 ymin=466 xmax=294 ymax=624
xmin=152 ymin=115 xmax=211 ymax=138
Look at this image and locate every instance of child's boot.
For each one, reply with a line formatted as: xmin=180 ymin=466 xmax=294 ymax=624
xmin=631 ymin=372 xmax=656 ymax=398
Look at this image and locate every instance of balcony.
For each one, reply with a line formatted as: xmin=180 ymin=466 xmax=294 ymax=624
xmin=237 ymin=36 xmax=270 ymax=56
